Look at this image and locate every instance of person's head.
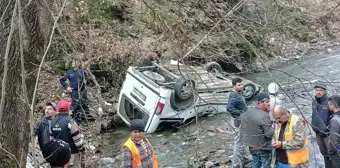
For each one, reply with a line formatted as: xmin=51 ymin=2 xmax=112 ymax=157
xmin=268 ymin=82 xmax=279 ymax=95
xmin=273 ymin=105 xmax=291 ymax=124
xmin=314 ymin=83 xmax=327 ymax=98
xmin=57 ymin=99 xmax=71 ymax=113
xmin=45 ymin=102 xmax=58 ymax=118
xmin=257 ymin=92 xmax=270 ymax=110
xmin=328 ymin=95 xmax=340 ymax=113
xmin=71 ymin=59 xmax=81 ymax=69
xmin=232 ymin=77 xmax=243 ymax=92
xmin=130 ymin=119 xmax=145 ymax=142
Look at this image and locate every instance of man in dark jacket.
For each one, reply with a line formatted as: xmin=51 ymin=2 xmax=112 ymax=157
xmin=51 ymin=100 xmax=86 ymax=168
xmin=240 ymin=92 xmax=274 ymax=168
xmin=227 ymin=77 xmax=248 ymax=168
xmin=34 ymin=102 xmax=71 ymax=168
xmin=327 ymin=95 xmax=340 ymax=168
xmin=311 ymin=83 xmax=332 ymax=168
xmin=60 ymin=59 xmax=91 ymax=126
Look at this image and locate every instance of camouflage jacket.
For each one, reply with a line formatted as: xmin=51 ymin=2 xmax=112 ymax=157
xmin=273 ymin=114 xmax=309 ymax=168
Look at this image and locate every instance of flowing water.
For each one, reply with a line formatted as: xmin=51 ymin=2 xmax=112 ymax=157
xmin=101 ymin=48 xmax=340 ymax=168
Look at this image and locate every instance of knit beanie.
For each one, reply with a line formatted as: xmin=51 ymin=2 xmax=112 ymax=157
xmin=130 ymin=119 xmax=145 ymax=132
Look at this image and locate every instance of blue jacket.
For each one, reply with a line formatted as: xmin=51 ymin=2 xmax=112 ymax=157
xmin=51 ymin=113 xmax=78 ymax=153
xmin=226 ymin=91 xmax=248 ymax=116
xmin=60 ymin=68 xmax=88 ymax=91
xmin=311 ymin=94 xmax=331 ymax=136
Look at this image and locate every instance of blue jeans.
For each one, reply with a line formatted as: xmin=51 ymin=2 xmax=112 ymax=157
xmin=249 ymin=150 xmax=272 ymax=168
xmin=276 ymin=161 xmax=289 ymax=168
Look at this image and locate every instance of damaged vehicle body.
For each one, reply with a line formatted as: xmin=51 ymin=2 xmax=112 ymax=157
xmin=117 ymin=61 xmax=263 ymax=133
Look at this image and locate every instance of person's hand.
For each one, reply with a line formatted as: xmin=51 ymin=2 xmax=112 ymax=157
xmin=272 ymin=141 xmax=282 ymax=149
xmin=66 ymin=87 xmax=73 ymax=92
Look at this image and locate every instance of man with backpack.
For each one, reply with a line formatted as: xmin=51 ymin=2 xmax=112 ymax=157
xmin=34 ymin=102 xmax=71 ymax=168
xmin=51 ymin=99 xmax=86 ymax=168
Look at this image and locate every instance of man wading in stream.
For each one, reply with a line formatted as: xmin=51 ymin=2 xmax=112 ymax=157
xmin=121 ymin=119 xmax=159 ymax=168
xmin=311 ymin=83 xmax=332 ymax=168
xmin=226 ymin=77 xmax=249 ymax=168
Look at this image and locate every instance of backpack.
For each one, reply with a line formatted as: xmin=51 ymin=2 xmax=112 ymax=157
xmin=42 ymin=139 xmax=71 ymax=167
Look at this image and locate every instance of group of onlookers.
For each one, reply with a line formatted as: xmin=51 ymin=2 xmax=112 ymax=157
xmin=227 ymin=77 xmax=340 ymax=168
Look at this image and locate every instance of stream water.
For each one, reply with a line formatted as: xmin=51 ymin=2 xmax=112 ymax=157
xmin=100 ymin=48 xmax=340 ymax=168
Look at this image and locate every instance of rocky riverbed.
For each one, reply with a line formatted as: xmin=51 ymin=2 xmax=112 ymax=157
xmin=93 ymin=48 xmax=340 ymax=168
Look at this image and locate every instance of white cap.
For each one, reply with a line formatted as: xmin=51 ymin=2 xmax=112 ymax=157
xmin=268 ymin=82 xmax=279 ymax=94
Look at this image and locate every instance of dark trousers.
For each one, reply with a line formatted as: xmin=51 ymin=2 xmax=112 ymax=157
xmin=249 ymin=150 xmax=271 ymax=168
xmin=316 ymin=134 xmax=331 ymax=168
xmin=71 ymin=89 xmax=89 ymax=120
xmin=330 ymin=153 xmax=340 ymax=168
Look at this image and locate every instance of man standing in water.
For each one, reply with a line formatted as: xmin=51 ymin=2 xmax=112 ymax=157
xmin=311 ymin=83 xmax=332 ymax=168
xmin=121 ymin=119 xmax=158 ymax=168
xmin=227 ymin=77 xmax=249 ymax=168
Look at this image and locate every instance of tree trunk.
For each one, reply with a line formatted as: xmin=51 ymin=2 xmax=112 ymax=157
xmin=0 ymin=0 xmax=52 ymax=167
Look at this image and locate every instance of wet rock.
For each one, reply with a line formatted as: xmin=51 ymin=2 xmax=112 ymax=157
xmin=310 ymin=38 xmax=318 ymax=44
xmin=205 ymin=161 xmax=214 ymax=168
xmin=106 ymin=107 xmax=115 ymax=114
xmin=100 ymin=157 xmax=115 ymax=168
xmin=327 ymin=48 xmax=336 ymax=54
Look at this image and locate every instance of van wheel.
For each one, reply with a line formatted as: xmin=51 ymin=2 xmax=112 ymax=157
xmin=170 ymin=90 xmax=195 ymax=111
xmin=205 ymin=61 xmax=223 ymax=73
xmin=174 ymin=77 xmax=195 ymax=100
xmin=243 ymin=83 xmax=256 ymax=101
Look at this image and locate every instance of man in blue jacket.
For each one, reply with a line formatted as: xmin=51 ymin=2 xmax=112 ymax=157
xmin=60 ymin=59 xmax=90 ymax=125
xmin=311 ymin=83 xmax=332 ymax=168
xmin=227 ymin=77 xmax=249 ymax=168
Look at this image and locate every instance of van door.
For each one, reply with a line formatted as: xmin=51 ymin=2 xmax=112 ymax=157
xmin=117 ymin=67 xmax=164 ymax=128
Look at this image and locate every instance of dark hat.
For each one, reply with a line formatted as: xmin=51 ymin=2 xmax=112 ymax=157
xmin=130 ymin=119 xmax=145 ymax=132
xmin=257 ymin=92 xmax=270 ymax=102
xmin=314 ymin=83 xmax=327 ymax=90
xmin=46 ymin=102 xmax=58 ymax=111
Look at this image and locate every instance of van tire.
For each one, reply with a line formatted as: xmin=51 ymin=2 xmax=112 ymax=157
xmin=174 ymin=77 xmax=195 ymax=100
xmin=243 ymin=82 xmax=257 ymax=101
xmin=170 ymin=91 xmax=195 ymax=111
xmin=205 ymin=61 xmax=223 ymax=73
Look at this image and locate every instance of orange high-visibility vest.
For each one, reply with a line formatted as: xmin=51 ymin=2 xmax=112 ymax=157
xmin=122 ymin=138 xmax=159 ymax=168
xmin=274 ymin=114 xmax=309 ymax=165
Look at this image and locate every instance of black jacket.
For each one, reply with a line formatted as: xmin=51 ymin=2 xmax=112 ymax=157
xmin=51 ymin=114 xmax=78 ymax=153
xmin=240 ymin=107 xmax=274 ymax=150
xmin=34 ymin=116 xmax=52 ymax=150
xmin=311 ymin=95 xmax=331 ymax=136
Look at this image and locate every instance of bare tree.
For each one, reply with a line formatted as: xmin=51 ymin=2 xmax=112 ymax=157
xmin=0 ymin=0 xmax=52 ymax=167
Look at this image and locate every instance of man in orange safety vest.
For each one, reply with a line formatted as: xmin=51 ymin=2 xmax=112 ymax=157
xmin=121 ymin=119 xmax=158 ymax=168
